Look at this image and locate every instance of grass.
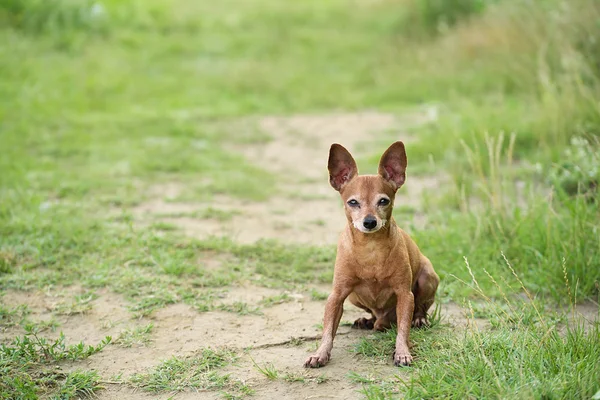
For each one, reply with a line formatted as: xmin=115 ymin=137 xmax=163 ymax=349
xmin=130 ymin=348 xmax=252 ymax=398
xmin=53 ymin=370 xmax=103 ymax=400
xmin=116 ymin=323 xmax=154 ymax=347
xmin=0 ymin=0 xmax=599 ymax=397
xmin=0 ymin=325 xmax=110 ymax=398
xmin=251 ymin=359 xmax=279 ymax=380
xmin=259 ymin=292 xmax=292 ymax=307
xmin=353 ymin=267 xmax=600 ymax=399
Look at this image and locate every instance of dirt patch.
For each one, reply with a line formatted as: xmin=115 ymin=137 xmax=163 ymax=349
xmin=1 ymin=288 xmax=133 ymax=344
xmin=4 ymin=286 xmax=597 ymax=399
xmin=132 ymin=111 xmax=442 ymax=245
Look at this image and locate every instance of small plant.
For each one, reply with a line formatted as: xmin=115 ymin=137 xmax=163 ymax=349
xmin=347 ymin=371 xmax=374 ymax=384
xmin=217 ymin=301 xmax=262 ymax=316
xmin=52 ymin=292 xmax=97 ymax=316
xmin=400 ymin=0 xmax=491 ymax=37
xmin=259 ymin=293 xmax=291 ymax=307
xmin=550 ymin=136 xmax=599 ymax=199
xmin=130 ymin=348 xmax=245 ymax=398
xmin=2 ymin=325 xmax=111 ymax=363
xmin=0 ymin=250 xmax=16 ymax=274
xmin=116 ymin=323 xmax=154 ymax=347
xmin=54 ymin=370 xmax=102 ymax=399
xmin=0 ymin=0 xmax=108 ymax=34
xmin=309 ymin=289 xmax=329 ymax=301
xmin=251 ymin=358 xmax=279 ymax=380
xmin=282 ymin=372 xmax=305 ymax=383
xmin=0 ymin=326 xmax=111 ymax=398
xmin=0 ymin=304 xmax=30 ymax=328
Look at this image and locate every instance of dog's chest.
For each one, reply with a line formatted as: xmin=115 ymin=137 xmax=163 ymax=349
xmin=353 ymin=279 xmax=396 ymax=310
xmin=353 ymin=241 xmax=388 ymax=267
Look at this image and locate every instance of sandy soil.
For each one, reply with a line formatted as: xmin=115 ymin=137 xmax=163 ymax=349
xmin=131 ymin=111 xmax=442 ymax=245
xmin=1 ymin=285 xmax=473 ymax=400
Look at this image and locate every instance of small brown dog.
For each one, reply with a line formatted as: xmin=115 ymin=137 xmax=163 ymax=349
xmin=304 ymin=141 xmax=439 ymax=368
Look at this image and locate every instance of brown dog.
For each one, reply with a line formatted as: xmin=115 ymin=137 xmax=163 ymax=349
xmin=304 ymin=141 xmax=439 ymax=368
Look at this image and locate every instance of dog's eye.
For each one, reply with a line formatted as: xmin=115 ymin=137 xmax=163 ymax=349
xmin=378 ymin=198 xmax=390 ymax=206
xmin=347 ymin=199 xmax=359 ymax=207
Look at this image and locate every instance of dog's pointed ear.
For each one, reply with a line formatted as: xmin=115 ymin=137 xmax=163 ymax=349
xmin=328 ymin=144 xmax=358 ymax=191
xmin=378 ymin=141 xmax=407 ymax=191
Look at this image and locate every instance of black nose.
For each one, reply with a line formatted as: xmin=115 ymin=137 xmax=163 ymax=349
xmin=363 ymin=216 xmax=377 ymax=230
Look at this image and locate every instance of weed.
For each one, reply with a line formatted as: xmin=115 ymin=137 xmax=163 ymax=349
xmin=130 ymin=348 xmax=246 ymax=398
xmin=53 ymin=370 xmax=102 ymax=400
xmin=150 ymin=221 xmax=178 ymax=231
xmin=217 ymin=302 xmax=262 ymax=316
xmin=550 ymin=136 xmax=599 ymax=198
xmin=0 ymin=0 xmax=108 ymax=34
xmin=251 ymin=358 xmax=279 ymax=380
xmin=52 ymin=292 xmax=97 ymax=316
xmin=116 ymin=323 xmax=154 ymax=348
xmin=282 ymin=372 xmax=305 ymax=383
xmin=309 ymin=289 xmax=329 ymax=301
xmin=347 ymin=371 xmax=374 ymax=384
xmin=259 ymin=293 xmax=291 ymax=307
xmin=0 ymin=326 xmax=110 ymax=398
xmin=0 ymin=304 xmax=30 ymax=328
xmin=400 ymin=0 xmax=490 ymax=38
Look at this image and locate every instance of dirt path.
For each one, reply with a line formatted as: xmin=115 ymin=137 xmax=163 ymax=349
xmin=12 ymin=110 xmax=577 ymax=399
xmin=132 ymin=111 xmax=441 ymax=245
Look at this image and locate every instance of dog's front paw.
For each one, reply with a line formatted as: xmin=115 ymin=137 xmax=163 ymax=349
xmin=393 ymin=351 xmax=413 ymax=367
xmin=304 ymin=352 xmax=330 ymax=368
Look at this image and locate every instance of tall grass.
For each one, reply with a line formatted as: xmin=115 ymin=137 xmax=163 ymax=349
xmin=0 ymin=0 xmax=107 ymax=33
xmin=414 ymin=131 xmax=600 ymax=301
xmin=398 ymin=0 xmax=490 ymax=37
xmin=399 ymin=0 xmax=600 ymax=166
xmin=392 ymin=0 xmax=600 ymax=301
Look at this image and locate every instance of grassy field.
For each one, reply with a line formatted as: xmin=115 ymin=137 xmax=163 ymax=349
xmin=1 ymin=0 xmax=599 ymax=398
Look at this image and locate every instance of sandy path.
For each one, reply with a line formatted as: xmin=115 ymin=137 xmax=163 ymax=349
xmin=0 ymin=111 xmax=495 ymax=399
xmin=132 ymin=111 xmax=441 ymax=245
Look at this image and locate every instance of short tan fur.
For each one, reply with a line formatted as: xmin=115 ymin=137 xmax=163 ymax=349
xmin=304 ymin=141 xmax=439 ymax=368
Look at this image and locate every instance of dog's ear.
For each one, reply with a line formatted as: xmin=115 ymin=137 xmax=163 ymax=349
xmin=378 ymin=141 xmax=407 ymax=191
xmin=328 ymin=144 xmax=358 ymax=191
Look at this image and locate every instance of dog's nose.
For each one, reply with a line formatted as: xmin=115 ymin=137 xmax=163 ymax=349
xmin=363 ymin=216 xmax=377 ymax=230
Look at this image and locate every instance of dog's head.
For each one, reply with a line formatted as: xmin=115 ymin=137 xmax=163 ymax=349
xmin=328 ymin=141 xmax=407 ymax=234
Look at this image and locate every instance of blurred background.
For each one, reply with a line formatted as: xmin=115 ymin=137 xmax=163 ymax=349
xmin=0 ymin=0 xmax=599 ymax=398
xmin=2 ymin=0 xmax=598 ymax=295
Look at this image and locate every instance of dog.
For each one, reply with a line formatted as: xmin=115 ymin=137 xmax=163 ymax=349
xmin=304 ymin=141 xmax=439 ymax=368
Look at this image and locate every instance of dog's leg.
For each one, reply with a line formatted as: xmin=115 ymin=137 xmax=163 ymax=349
xmin=304 ymin=286 xmax=352 ymax=368
xmin=412 ymin=256 xmax=439 ymax=328
xmin=393 ymin=291 xmax=414 ymax=367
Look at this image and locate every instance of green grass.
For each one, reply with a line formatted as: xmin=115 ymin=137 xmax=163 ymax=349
xmin=116 ymin=323 xmax=154 ymax=347
xmin=259 ymin=293 xmax=292 ymax=307
xmin=53 ymin=370 xmax=103 ymax=400
xmin=0 ymin=325 xmax=110 ymax=398
xmin=0 ymin=304 xmax=30 ymax=328
xmin=251 ymin=359 xmax=279 ymax=380
xmin=130 ymin=348 xmax=251 ymax=398
xmin=1 ymin=0 xmax=599 ymax=397
xmin=353 ymin=271 xmax=600 ymax=399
